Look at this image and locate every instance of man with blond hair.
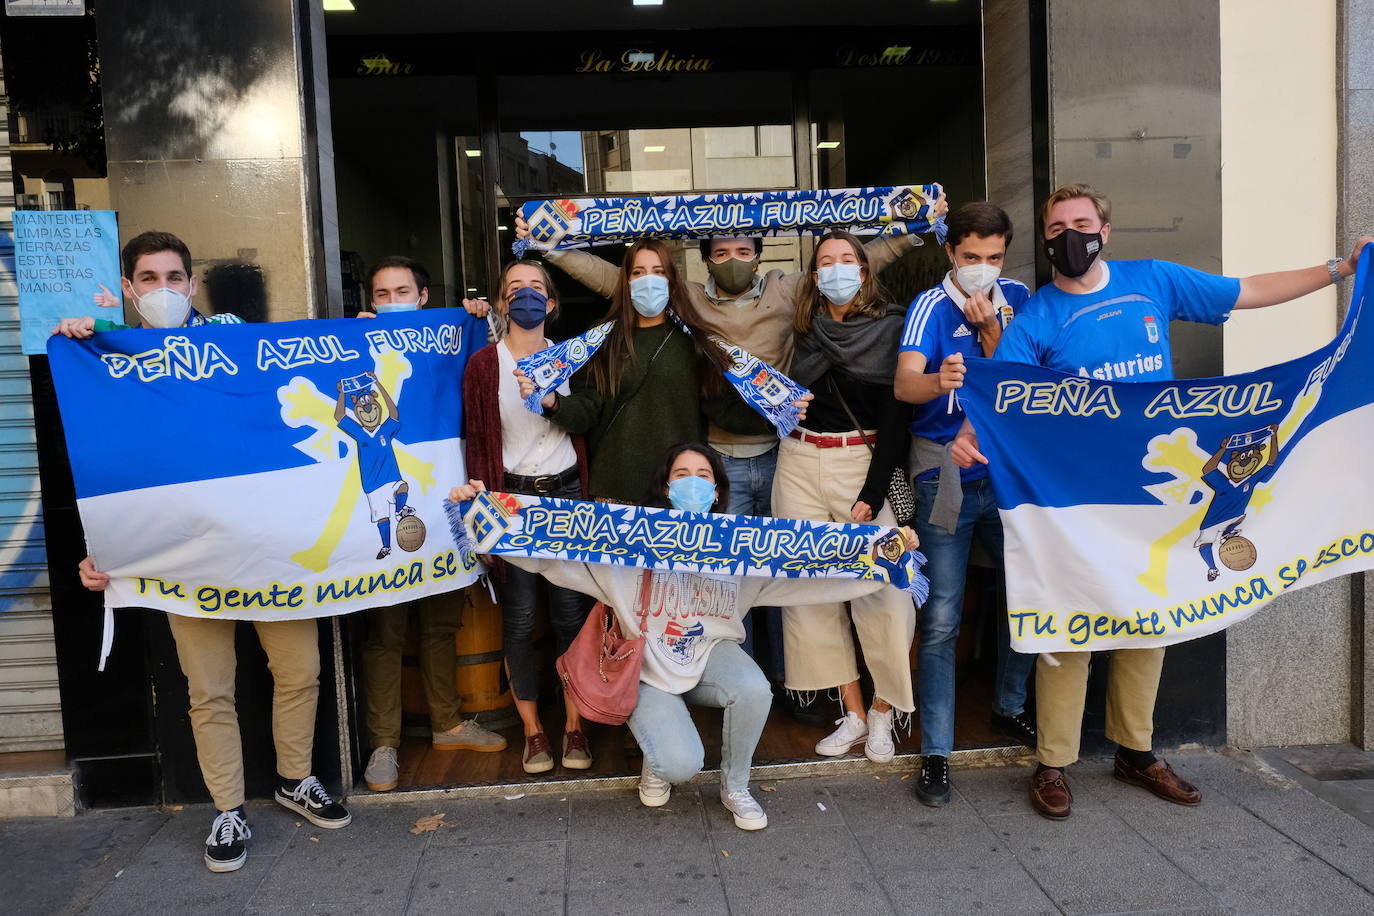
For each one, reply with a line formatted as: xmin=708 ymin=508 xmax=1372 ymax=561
xmin=954 ymin=183 xmax=1373 ymax=820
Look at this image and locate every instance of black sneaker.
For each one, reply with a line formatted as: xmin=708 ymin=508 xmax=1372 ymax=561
xmin=376 ymin=546 xmax=391 ymax=560
xmin=915 ymin=755 xmax=952 ymax=807
xmin=204 ymin=807 xmax=251 ymax=873
xmin=990 ymin=711 xmax=1038 ymax=748
xmin=274 ymin=776 xmax=352 ymax=829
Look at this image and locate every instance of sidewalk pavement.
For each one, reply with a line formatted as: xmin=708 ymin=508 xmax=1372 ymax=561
xmin=5 ymin=747 xmax=1374 ymax=916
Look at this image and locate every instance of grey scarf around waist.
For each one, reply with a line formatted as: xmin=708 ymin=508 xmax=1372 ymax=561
xmin=909 ymin=436 xmax=963 ymax=534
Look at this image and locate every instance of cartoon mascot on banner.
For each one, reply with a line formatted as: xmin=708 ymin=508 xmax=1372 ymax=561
xmin=333 ymin=371 xmax=426 ymax=559
xmin=1194 ymin=424 xmax=1280 ymax=581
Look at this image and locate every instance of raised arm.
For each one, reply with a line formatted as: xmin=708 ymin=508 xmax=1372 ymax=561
xmin=516 ymin=215 xmax=619 ymax=298
xmin=863 ymin=234 xmax=921 ymax=275
xmin=1201 ymin=436 xmax=1230 ymax=476
xmin=371 ymin=372 xmax=399 ymax=422
xmin=333 ymin=382 xmax=347 ymax=423
xmin=1235 ymin=235 xmax=1374 ymax=309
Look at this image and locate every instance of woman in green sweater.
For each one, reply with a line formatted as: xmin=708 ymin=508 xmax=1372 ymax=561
xmin=517 ymin=239 xmax=762 ymax=503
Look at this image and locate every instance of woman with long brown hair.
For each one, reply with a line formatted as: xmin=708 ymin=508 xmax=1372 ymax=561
xmin=518 ymin=239 xmax=760 ymax=503
xmin=772 ymin=229 xmax=918 ymax=765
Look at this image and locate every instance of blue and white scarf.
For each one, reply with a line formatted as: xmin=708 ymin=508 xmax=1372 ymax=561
xmin=447 ymin=491 xmax=928 ymax=603
xmin=518 ymin=312 xmax=809 ymax=437
xmin=514 ymin=185 xmax=946 ymax=256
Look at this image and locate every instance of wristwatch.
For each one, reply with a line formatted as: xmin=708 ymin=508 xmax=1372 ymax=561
xmin=1327 ymin=257 xmax=1346 ymax=284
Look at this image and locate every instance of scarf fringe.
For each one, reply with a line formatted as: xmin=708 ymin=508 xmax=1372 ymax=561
xmin=443 ymin=498 xmax=477 ymax=561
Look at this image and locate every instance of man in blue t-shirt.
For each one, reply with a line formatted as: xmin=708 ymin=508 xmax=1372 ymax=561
xmin=894 ymin=202 xmax=1035 ymax=807
xmin=953 ymin=182 xmax=1374 ymax=822
xmin=1195 ymin=425 xmax=1279 ymax=581
xmin=334 ymin=370 xmax=412 ymax=560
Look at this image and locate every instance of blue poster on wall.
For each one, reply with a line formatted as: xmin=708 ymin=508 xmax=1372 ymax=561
xmin=13 ymin=209 xmax=120 ymax=356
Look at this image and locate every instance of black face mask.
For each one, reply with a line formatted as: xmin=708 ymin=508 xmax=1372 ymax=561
xmin=1043 ymin=228 xmax=1103 ymax=278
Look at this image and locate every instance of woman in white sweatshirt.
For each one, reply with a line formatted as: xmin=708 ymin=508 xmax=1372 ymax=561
xmin=450 ymin=442 xmax=918 ymax=831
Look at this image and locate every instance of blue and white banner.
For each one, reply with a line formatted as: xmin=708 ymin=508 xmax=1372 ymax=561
xmin=448 ymin=491 xmax=929 ymax=603
xmin=48 ymin=309 xmax=486 ymax=622
xmin=959 ymin=245 xmax=1374 ymax=653
xmin=518 ymin=312 xmax=809 ymax=437
xmin=514 ymin=185 xmax=945 ymax=255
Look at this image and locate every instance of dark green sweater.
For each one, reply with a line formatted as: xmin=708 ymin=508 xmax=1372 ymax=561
xmin=549 ymin=323 xmax=762 ymax=502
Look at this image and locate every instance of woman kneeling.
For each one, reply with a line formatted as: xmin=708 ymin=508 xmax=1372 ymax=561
xmin=451 ymin=443 xmax=917 ymax=830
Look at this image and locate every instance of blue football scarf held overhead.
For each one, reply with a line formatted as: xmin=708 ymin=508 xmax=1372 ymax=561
xmin=446 ymin=491 xmax=929 ymax=604
xmin=514 ymin=185 xmax=947 ymax=256
xmin=517 ymin=311 xmax=811 ymax=437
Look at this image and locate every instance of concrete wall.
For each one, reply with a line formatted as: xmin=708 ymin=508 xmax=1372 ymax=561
xmin=1219 ymin=0 xmax=1352 ymax=749
xmin=94 ymin=0 xmax=330 ymax=322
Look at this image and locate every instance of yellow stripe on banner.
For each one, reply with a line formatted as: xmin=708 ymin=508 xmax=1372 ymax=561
xmin=291 ymin=472 xmax=363 ymax=573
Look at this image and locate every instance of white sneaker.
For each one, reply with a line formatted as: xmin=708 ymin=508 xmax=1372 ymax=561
xmin=864 ymin=707 xmax=896 ymax=763
xmin=719 ymin=788 xmax=768 ymax=831
xmin=363 ymin=746 xmax=399 ymax=791
xmin=815 ymin=711 xmax=868 ymax=757
xmin=638 ymin=759 xmax=671 ymax=807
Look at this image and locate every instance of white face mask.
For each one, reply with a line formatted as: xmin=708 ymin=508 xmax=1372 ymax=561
xmin=133 ymin=287 xmax=193 ymax=329
xmin=955 ymin=263 xmax=1001 ymax=295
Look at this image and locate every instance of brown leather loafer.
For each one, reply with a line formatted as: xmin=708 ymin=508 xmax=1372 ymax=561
xmin=1029 ymin=767 xmax=1072 ymax=819
xmin=1113 ymin=753 xmax=1202 ymax=806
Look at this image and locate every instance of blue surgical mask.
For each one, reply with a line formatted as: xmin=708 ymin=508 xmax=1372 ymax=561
xmin=630 ymin=273 xmax=669 ymax=318
xmin=668 ymin=475 xmax=716 ymax=514
xmin=816 ymin=263 xmax=863 ymax=306
xmin=506 ymin=286 xmax=548 ymax=330
xmin=376 ymin=301 xmax=419 ymax=313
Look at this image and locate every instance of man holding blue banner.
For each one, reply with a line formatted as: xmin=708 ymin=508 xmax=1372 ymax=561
xmin=70 ymin=231 xmax=352 ymax=872
xmin=953 ymin=183 xmax=1374 ymax=821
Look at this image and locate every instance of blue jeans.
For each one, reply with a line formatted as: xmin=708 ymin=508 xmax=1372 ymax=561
xmin=719 ymin=447 xmax=785 ymax=682
xmin=913 ymin=476 xmax=1035 ymax=757
xmin=627 ymin=641 xmax=771 ymax=792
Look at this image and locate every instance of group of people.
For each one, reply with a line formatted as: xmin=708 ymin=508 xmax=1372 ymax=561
xmin=58 ymin=181 xmax=1373 ymax=873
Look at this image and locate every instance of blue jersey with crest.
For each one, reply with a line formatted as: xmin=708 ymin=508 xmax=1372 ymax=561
xmin=994 ymin=260 xmax=1239 ymax=380
xmin=901 ymin=275 xmax=1030 ymax=481
xmin=339 ymin=416 xmax=402 ymax=492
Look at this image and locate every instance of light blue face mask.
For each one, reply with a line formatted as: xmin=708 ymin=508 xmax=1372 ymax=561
xmin=630 ymin=274 xmax=669 ymax=318
xmin=667 ymin=475 xmax=717 ymax=514
xmin=816 ymin=263 xmax=863 ymax=306
xmin=376 ymin=301 xmax=420 ymax=313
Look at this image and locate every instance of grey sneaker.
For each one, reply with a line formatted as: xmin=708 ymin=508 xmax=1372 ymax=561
xmin=363 ymin=746 xmax=399 ymax=791
xmin=720 ymin=788 xmax=768 ymax=831
xmin=561 ymin=730 xmax=593 ymax=770
xmin=432 ymin=719 xmax=508 ymax=752
xmin=638 ymin=759 xmax=671 ymax=807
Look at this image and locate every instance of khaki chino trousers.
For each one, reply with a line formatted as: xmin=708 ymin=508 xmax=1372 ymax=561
xmin=165 ymin=614 xmax=320 ymax=811
xmin=771 ymin=435 xmax=916 ymax=713
xmin=1036 ymin=647 xmax=1164 ymax=767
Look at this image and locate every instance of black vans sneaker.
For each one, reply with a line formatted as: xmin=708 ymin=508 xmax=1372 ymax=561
xmin=204 ymin=807 xmax=251 ymax=873
xmin=990 ymin=711 xmax=1038 ymax=748
xmin=274 ymin=776 xmax=352 ymax=829
xmin=915 ymin=755 xmax=952 ymax=807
